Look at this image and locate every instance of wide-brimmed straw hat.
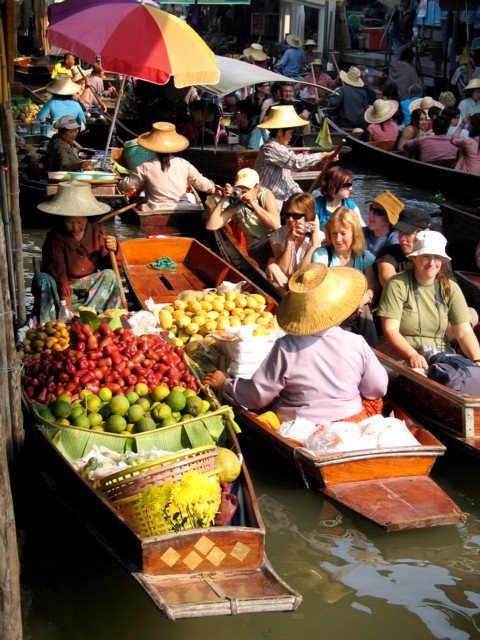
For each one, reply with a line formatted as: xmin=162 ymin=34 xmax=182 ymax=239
xmin=304 ymin=39 xmax=317 ymax=47
xmin=137 ymin=122 xmax=189 ymax=154
xmin=339 ymin=66 xmax=364 ymax=88
xmin=257 ymin=105 xmax=309 ymax=130
xmin=394 ymin=208 xmax=431 ymax=234
xmin=464 ymin=78 xmax=480 ymax=92
xmin=243 ymin=43 xmax=268 ymax=62
xmin=286 ymin=34 xmax=302 ymax=48
xmin=277 ymin=263 xmax=367 ymax=336
xmin=45 ymin=74 xmax=81 ymax=96
xmin=370 ymin=190 xmax=404 ymax=225
xmin=409 ymin=96 xmax=443 ymax=113
xmin=311 ymin=58 xmax=324 ymax=67
xmin=407 ymin=230 xmax=450 ymax=261
xmin=234 ymin=168 xmax=259 ymax=189
xmin=37 ymin=181 xmax=111 ymax=217
xmin=71 ymin=66 xmax=93 ymax=83
xmin=365 ymin=99 xmax=399 ymax=124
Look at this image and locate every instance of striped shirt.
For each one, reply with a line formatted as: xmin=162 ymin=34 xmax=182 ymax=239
xmin=254 ymin=139 xmax=325 ymax=210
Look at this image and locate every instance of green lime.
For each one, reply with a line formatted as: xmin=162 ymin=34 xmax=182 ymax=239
xmin=183 ymin=388 xmax=197 ymax=398
xmin=49 ymin=399 xmax=72 ymax=419
xmin=106 ymin=414 xmax=127 ymax=434
xmin=127 ymin=404 xmax=145 ymax=423
xmin=134 ymin=417 xmax=156 ymax=432
xmin=88 ymin=412 xmax=103 ymax=427
xmin=79 ymin=389 xmax=92 ymax=399
xmin=151 ymin=403 xmax=172 ymax=422
xmin=185 ymin=395 xmax=204 ymax=417
xmin=109 ymin=395 xmax=130 ymax=416
xmin=56 ymin=393 xmax=72 ymax=404
xmin=134 ymin=382 xmax=149 ymax=397
xmin=165 ymin=390 xmax=186 ymax=412
xmin=98 ymin=387 xmax=113 ymax=402
xmin=161 ymin=416 xmax=177 ymax=428
xmin=70 ymin=405 xmax=85 ymax=420
xmin=72 ymin=414 xmax=91 ymax=429
xmin=136 ymin=397 xmax=151 ymax=411
xmin=86 ymin=395 xmax=102 ymax=413
xmin=171 ymin=385 xmax=187 ymax=394
xmin=150 ymin=384 xmax=170 ymax=402
xmin=126 ymin=391 xmax=140 ymax=405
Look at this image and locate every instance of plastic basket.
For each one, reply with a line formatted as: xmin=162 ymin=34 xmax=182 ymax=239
xmin=112 ymin=470 xmax=220 ymax=538
xmin=122 ymin=140 xmax=157 ymax=170
xmin=99 ymin=445 xmax=217 ymax=502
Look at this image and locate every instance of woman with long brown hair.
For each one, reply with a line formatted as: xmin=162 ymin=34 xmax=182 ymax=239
xmin=314 ymin=166 xmax=364 ymax=231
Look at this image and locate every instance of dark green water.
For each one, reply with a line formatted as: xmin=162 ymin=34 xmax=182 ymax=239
xmin=19 ymin=163 xmax=480 ymax=640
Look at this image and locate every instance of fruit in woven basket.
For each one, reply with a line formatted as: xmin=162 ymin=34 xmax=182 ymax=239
xmin=185 ymin=395 xmax=204 ymax=417
xmin=127 ymin=404 xmax=145 ymax=424
xmin=107 ymin=414 xmax=127 ymax=433
xmin=151 ymin=384 xmax=170 ymax=402
xmin=165 ymin=390 xmax=187 ymax=412
xmin=151 ymin=403 xmax=172 ymax=422
xmin=109 ymin=395 xmax=130 ymax=416
xmin=215 ymin=448 xmax=241 ymax=483
xmin=49 ymin=399 xmax=72 ymax=419
xmin=135 ymin=417 xmax=156 ymax=432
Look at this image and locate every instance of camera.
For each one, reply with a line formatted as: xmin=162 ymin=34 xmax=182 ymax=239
xmin=229 ymin=187 xmax=243 ymax=205
xmin=304 ymin=222 xmax=312 ymax=237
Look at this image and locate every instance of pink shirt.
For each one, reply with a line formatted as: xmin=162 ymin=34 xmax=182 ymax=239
xmin=367 ymin=120 xmax=398 ymax=142
xmin=404 ymin=135 xmax=458 ymax=163
xmin=223 ymin=326 xmax=388 ymax=423
xmin=451 ymin=129 xmax=480 ymax=174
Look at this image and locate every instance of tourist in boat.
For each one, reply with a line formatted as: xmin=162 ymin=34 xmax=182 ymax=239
xmin=73 ymin=66 xmax=107 ymax=114
xmin=322 ymin=66 xmax=374 ymax=130
xmin=203 ymin=263 xmax=388 ymax=424
xmin=245 ymin=82 xmax=271 ymax=112
xmin=313 ymin=166 xmax=364 ymax=230
xmin=43 ymin=116 xmax=93 ymax=173
xmin=242 ymin=43 xmax=269 ymax=68
xmin=396 ymin=108 xmax=428 ymax=153
xmin=458 ymin=79 xmax=480 ymax=120
xmin=206 ymin=168 xmax=279 ymax=268
xmin=364 ymin=191 xmax=403 ymax=256
xmin=118 ymin=122 xmax=221 ymax=211
xmin=51 ymin=53 xmax=76 ymax=79
xmin=451 ymin=113 xmax=480 ymax=174
xmin=259 ymin=82 xmax=283 ymax=123
xmin=438 ymin=91 xmax=457 ymax=108
xmin=231 ymin=100 xmax=268 ymax=149
xmin=274 ymin=35 xmax=305 ymax=79
xmin=377 ymin=230 xmax=480 ymax=370
xmin=443 ymin=106 xmax=470 ymax=139
xmin=403 ymin=115 xmax=458 ymax=165
xmin=33 ymin=181 xmax=122 ymax=323
xmin=388 ymin=45 xmax=423 ymax=101
xmin=266 ymin=192 xmax=319 ymax=292
xmin=254 ymin=105 xmax=336 ymax=211
xmin=180 ymin=100 xmax=221 ymax=147
xmin=399 ymin=83 xmax=423 ymax=125
xmin=364 ymin=99 xmax=400 ymax=143
xmin=296 ymin=59 xmax=336 ymax=99
xmin=37 ymin=75 xmax=86 ymax=128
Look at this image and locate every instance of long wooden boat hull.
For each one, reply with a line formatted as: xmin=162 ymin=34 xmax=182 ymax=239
xmin=441 ymin=204 xmax=480 ymax=271
xmin=133 ymin=207 xmax=207 ymax=237
xmin=327 ymin=119 xmax=480 ymax=201
xmin=454 ymin=271 xmax=480 ymax=310
xmin=24 ymin=401 xmax=300 ymax=619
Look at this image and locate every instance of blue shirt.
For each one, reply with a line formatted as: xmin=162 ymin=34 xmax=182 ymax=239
xmin=311 ymin=246 xmax=376 ymax=272
xmin=275 ymin=48 xmax=305 ymax=78
xmin=314 ymin=195 xmax=358 ymax=230
xmin=37 ymin=99 xmax=86 ymax=126
xmin=400 ymin=97 xmax=419 ymax=126
xmin=363 ymin=227 xmax=399 ymax=256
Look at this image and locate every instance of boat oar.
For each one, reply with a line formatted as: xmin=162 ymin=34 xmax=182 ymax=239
xmin=109 ymin=248 xmax=128 ymax=310
xmin=308 ymin=138 xmax=346 ymax=194
xmin=97 ymin=200 xmax=142 ymax=225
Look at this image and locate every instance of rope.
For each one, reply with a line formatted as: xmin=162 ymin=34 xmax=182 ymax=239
xmin=148 ymin=256 xmax=177 ymax=271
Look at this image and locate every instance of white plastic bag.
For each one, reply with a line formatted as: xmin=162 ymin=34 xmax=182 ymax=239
xmin=278 ymin=417 xmax=318 ymax=444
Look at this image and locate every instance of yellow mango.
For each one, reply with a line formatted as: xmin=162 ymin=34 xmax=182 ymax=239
xmin=178 ymin=315 xmax=192 ymax=328
xmin=159 ymin=309 xmax=173 ymax=330
xmin=186 ymin=322 xmax=200 ymax=335
xmin=235 ymin=294 xmax=248 ymax=308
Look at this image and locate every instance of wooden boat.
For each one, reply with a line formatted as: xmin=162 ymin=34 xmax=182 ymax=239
xmin=14 ymin=55 xmax=54 ymax=86
xmin=454 ymin=271 xmax=480 ymax=310
xmin=327 ymin=119 xmax=480 ymax=201
xmin=440 ymin=203 xmax=480 ymax=271
xmin=120 ymin=235 xmax=464 ymax=528
xmin=236 ymin=404 xmax=464 ymax=531
xmin=24 ymin=401 xmax=301 ymax=619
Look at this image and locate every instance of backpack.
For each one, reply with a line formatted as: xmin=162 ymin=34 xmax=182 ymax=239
xmin=427 ymin=352 xmax=480 ymax=395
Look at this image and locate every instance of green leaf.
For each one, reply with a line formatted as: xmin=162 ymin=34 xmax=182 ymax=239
xmin=183 ymin=421 xmax=215 ymax=448
xmin=202 ymin=415 xmax=226 ymax=443
xmin=108 ymin=316 xmax=123 ymax=331
xmin=79 ymin=310 xmax=101 ymax=331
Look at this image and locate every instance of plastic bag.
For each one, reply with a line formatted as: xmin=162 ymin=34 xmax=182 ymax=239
xmin=278 ymin=417 xmax=318 ymax=444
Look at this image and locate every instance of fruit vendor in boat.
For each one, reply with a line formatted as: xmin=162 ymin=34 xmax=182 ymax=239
xmin=37 ymin=74 xmax=87 ymax=128
xmin=33 ymin=181 xmax=122 ymax=324
xmin=254 ymin=105 xmax=336 ymax=211
xmin=118 ymin=122 xmax=222 ymax=211
xmin=203 ymin=263 xmax=388 ymax=424
xmin=42 ymin=116 xmax=93 ymax=174
xmin=377 ymin=230 xmax=480 ymax=371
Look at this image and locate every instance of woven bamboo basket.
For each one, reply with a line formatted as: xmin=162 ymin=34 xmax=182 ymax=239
xmin=99 ymin=445 xmax=217 ymax=502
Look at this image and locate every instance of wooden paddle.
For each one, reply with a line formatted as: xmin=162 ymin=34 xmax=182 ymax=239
xmin=97 ymin=200 xmax=143 ymax=224
xmin=307 ymin=138 xmax=346 ymax=194
xmin=109 ymin=248 xmax=128 ymax=310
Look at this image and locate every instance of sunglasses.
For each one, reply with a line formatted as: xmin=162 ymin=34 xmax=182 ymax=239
xmin=282 ymin=212 xmax=305 ymax=220
xmin=342 ymin=182 xmax=353 ymax=188
xmin=369 ymin=205 xmax=385 ymax=217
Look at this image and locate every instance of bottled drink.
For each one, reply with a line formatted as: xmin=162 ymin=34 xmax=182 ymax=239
xmin=58 ymin=300 xmax=73 ymax=324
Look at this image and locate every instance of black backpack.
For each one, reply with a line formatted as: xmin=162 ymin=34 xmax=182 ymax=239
xmin=427 ymin=352 xmax=480 ymax=395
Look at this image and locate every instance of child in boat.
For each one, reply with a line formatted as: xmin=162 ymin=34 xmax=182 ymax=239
xmin=33 ymin=181 xmax=122 ymax=323
xmin=203 ymin=263 xmax=388 ymax=424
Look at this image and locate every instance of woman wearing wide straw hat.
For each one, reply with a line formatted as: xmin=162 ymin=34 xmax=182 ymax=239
xmin=378 ymin=230 xmax=480 ymax=371
xmin=203 ymin=263 xmax=388 ymax=424
xmin=118 ymin=122 xmax=221 ymax=211
xmin=364 ymin=99 xmax=399 ymax=143
xmin=37 ymin=74 xmax=86 ymax=127
xmin=254 ymin=105 xmax=336 ymax=211
xmin=243 ymin=43 xmax=269 ymax=69
xmin=323 ymin=66 xmax=373 ymax=129
xmin=458 ymin=78 xmax=480 ymax=121
xmin=33 ymin=181 xmax=122 ymax=323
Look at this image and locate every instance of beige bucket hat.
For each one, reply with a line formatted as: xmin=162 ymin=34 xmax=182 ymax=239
xmin=304 ymin=39 xmax=317 ymax=47
xmin=243 ymin=43 xmax=268 ymax=62
xmin=365 ymin=99 xmax=399 ymax=124
xmin=340 ymin=66 xmax=364 ymax=88
xmin=72 ymin=66 xmax=93 ymax=83
xmin=311 ymin=58 xmax=324 ymax=66
xmin=277 ymin=263 xmax=367 ymax=336
xmin=464 ymin=78 xmax=480 ymax=92
xmin=370 ymin=190 xmax=404 ymax=225
xmin=257 ymin=105 xmax=309 ymax=130
xmin=45 ymin=74 xmax=81 ymax=96
xmin=234 ymin=168 xmax=259 ymax=189
xmin=286 ymin=34 xmax=302 ymax=48
xmin=137 ymin=122 xmax=189 ymax=154
xmin=38 ymin=181 xmax=111 ymax=217
xmin=407 ymin=230 xmax=450 ymax=261
xmin=409 ymin=96 xmax=443 ymax=113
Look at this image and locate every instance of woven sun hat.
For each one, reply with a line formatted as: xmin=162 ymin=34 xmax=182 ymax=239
xmin=53 ymin=115 xmax=81 ymax=131
xmin=464 ymin=78 xmax=480 ymax=91
xmin=365 ymin=99 xmax=399 ymax=124
xmin=71 ymin=66 xmax=93 ymax=83
xmin=137 ymin=122 xmax=189 ymax=154
xmin=339 ymin=66 xmax=364 ymax=88
xmin=394 ymin=208 xmax=431 ymax=234
xmin=311 ymin=58 xmax=324 ymax=66
xmin=406 ymin=230 xmax=450 ymax=261
xmin=38 ymin=181 xmax=111 ymax=217
xmin=243 ymin=43 xmax=268 ymax=62
xmin=370 ymin=190 xmax=404 ymax=225
xmin=234 ymin=168 xmax=259 ymax=189
xmin=277 ymin=263 xmax=367 ymax=336
xmin=409 ymin=96 xmax=443 ymax=113
xmin=45 ymin=74 xmax=81 ymax=96
xmin=286 ymin=34 xmax=302 ymax=48
xmin=304 ymin=39 xmax=317 ymax=47
xmin=257 ymin=105 xmax=309 ymax=129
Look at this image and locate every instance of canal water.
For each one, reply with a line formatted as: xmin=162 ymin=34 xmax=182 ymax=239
xmin=19 ymin=162 xmax=480 ymax=640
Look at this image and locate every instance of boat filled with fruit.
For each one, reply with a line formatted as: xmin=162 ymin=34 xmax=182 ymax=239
xmin=21 ymin=310 xmax=300 ymax=620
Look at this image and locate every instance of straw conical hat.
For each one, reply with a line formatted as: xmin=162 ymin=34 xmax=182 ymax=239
xmin=137 ymin=122 xmax=189 ymax=154
xmin=243 ymin=43 xmax=268 ymax=62
xmin=286 ymin=34 xmax=302 ymax=48
xmin=339 ymin=66 xmax=364 ymax=88
xmin=365 ymin=99 xmax=399 ymax=124
xmin=409 ymin=96 xmax=443 ymax=113
xmin=277 ymin=263 xmax=367 ymax=336
xmin=464 ymin=78 xmax=480 ymax=91
xmin=45 ymin=74 xmax=81 ymax=96
xmin=72 ymin=66 xmax=93 ymax=83
xmin=257 ymin=105 xmax=309 ymax=130
xmin=38 ymin=181 xmax=111 ymax=217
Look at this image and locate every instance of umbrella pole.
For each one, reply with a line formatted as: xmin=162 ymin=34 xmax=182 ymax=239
xmin=100 ymin=76 xmax=126 ymax=170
